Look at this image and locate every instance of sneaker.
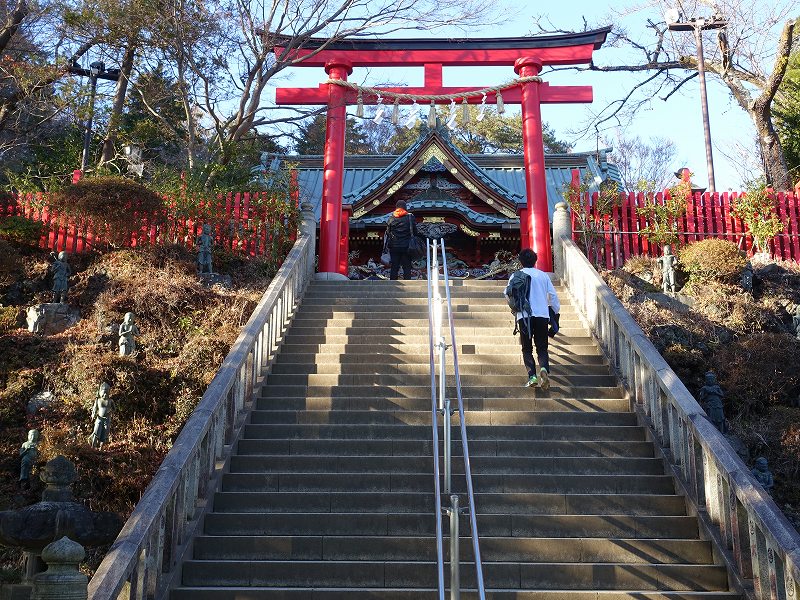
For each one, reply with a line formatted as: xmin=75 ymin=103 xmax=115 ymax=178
xmin=524 ymin=375 xmax=539 ymax=388
xmin=538 ymin=368 xmax=550 ymax=390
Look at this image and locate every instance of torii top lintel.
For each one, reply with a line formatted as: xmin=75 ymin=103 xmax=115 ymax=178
xmin=273 ymin=27 xmax=611 ymax=68
xmin=274 ymin=28 xmax=610 ymax=106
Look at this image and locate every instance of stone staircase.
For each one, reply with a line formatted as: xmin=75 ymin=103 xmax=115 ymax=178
xmin=170 ymin=279 xmax=741 ymax=599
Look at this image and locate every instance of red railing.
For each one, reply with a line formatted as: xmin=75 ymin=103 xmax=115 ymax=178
xmin=571 ymin=190 xmax=800 ymax=269
xmin=0 ymin=189 xmax=299 ymax=257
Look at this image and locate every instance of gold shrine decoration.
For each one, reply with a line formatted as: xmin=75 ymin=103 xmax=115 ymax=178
xmin=460 ymin=224 xmax=480 ymax=237
xmin=419 ymin=145 xmax=449 ymax=166
xmin=488 ymin=232 xmax=501 ymax=239
xmin=366 ymin=231 xmax=380 ymax=239
xmin=386 ymin=180 xmax=404 ymax=196
xmin=423 ymin=216 xmax=445 ymax=223
xmin=353 ymin=208 xmax=367 ymax=218
xmin=462 ymin=180 xmax=479 ymax=194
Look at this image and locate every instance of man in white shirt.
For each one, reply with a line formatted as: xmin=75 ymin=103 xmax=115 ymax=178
xmin=504 ymin=248 xmax=561 ymax=389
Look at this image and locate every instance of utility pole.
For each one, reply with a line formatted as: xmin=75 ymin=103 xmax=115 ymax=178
xmin=665 ymin=10 xmax=727 ymax=193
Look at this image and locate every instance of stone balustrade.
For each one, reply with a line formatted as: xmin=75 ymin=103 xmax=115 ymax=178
xmin=86 ymin=204 xmax=317 ymax=600
xmin=553 ymin=201 xmax=800 ymax=600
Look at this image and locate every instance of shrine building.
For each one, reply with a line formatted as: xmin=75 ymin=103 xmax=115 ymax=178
xmin=270 ymin=125 xmax=620 ymax=269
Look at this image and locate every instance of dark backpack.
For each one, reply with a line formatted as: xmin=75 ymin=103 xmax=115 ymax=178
xmin=507 ymin=271 xmax=532 ymax=335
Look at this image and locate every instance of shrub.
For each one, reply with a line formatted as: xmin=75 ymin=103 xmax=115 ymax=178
xmin=636 ymin=194 xmax=687 ymax=247
xmin=0 ymin=215 xmax=45 ymax=245
xmin=679 ymin=239 xmax=746 ymax=283
xmin=50 ymin=176 xmax=165 ymax=247
xmin=731 ymin=182 xmax=785 ymax=254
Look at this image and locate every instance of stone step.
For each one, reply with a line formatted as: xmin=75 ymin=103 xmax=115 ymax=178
xmin=191 ymin=535 xmax=711 ymax=563
xmin=286 ymin=325 xmax=589 ymax=337
xmin=180 ymin=560 xmax=728 ymax=590
xmin=269 ymin=362 xmax=611 ymax=377
xmin=298 ymin=299 xmax=556 ymax=308
xmin=248 ymin=409 xmax=636 ymax=426
xmin=240 ymin=424 xmax=646 ymax=442
xmin=254 ymin=397 xmax=631 ymax=412
xmin=308 ymin=280 xmax=510 ymax=287
xmin=273 ymin=352 xmax=608 ymax=366
xmin=264 ymin=373 xmax=617 ymax=388
xmin=304 ymin=291 xmax=524 ymax=299
xmin=259 ymin=384 xmax=625 ymax=400
xmin=203 ymin=512 xmax=698 ymax=538
xmin=295 ymin=306 xmax=581 ymax=317
xmin=276 ymin=343 xmax=603 ymax=356
xmin=172 ymin=589 xmax=740 ymax=600
xmin=278 ymin=335 xmax=594 ymax=348
xmin=210 ymin=492 xmax=686 ymax=516
xmin=227 ymin=455 xmax=663 ymax=475
xmin=289 ymin=315 xmax=580 ymax=327
xmin=235 ymin=439 xmax=655 ymax=458
xmin=219 ymin=473 xmax=675 ymax=494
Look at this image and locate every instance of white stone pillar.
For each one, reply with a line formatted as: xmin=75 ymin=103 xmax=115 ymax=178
xmin=552 ymin=201 xmax=571 ymax=280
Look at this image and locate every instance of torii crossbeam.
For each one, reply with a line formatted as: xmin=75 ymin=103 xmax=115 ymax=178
xmin=274 ymin=28 xmax=611 ymax=274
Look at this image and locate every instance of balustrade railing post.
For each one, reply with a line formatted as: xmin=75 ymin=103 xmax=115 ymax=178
xmin=444 ymin=399 xmax=452 ymax=496
xmin=449 ymin=495 xmax=460 ymax=600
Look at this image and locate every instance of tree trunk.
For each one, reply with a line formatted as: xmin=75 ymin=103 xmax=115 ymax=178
xmin=99 ymin=43 xmax=136 ymax=166
xmin=753 ymin=108 xmax=791 ymax=191
xmin=0 ymin=0 xmax=28 ymax=56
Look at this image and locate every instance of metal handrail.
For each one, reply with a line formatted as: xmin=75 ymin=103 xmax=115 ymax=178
xmin=437 ymin=238 xmax=486 ymax=598
xmin=425 ymin=238 xmax=446 ymax=600
xmin=425 ymin=237 xmax=486 ymax=599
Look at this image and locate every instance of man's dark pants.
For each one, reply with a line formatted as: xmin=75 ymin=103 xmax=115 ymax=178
xmin=389 ymin=248 xmax=413 ymax=280
xmin=517 ymin=316 xmax=551 ymax=377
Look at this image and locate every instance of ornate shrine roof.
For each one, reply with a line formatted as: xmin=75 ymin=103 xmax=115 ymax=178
xmin=257 ymin=128 xmax=620 ymax=223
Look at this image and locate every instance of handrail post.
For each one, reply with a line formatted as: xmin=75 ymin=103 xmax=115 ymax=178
xmin=444 ymin=398 xmax=452 ymax=495
xmin=449 ymin=494 xmax=460 ymax=600
xmin=425 ymin=237 xmax=446 ymax=600
xmin=433 ymin=241 xmax=446 ymax=412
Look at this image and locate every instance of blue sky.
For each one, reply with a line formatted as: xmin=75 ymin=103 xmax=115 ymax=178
xmin=266 ymin=1 xmax=761 ymax=190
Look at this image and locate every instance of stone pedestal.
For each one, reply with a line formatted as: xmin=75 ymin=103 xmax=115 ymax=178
xmin=31 ymin=537 xmax=87 ymax=600
xmin=25 ymin=304 xmax=79 ymax=335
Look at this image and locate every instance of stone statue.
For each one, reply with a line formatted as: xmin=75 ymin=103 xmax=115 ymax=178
xmin=117 ymin=312 xmax=140 ymax=356
xmin=89 ymin=383 xmax=113 ymax=449
xmin=19 ymin=429 xmax=40 ymax=486
xmin=196 ymin=224 xmax=214 ymax=274
xmin=657 ymin=245 xmax=677 ymax=293
xmin=741 ymin=261 xmax=754 ymax=293
xmin=698 ymin=371 xmax=727 ymax=433
xmin=49 ymin=251 xmax=71 ymax=304
xmin=792 ymin=305 xmax=800 ymax=341
xmin=751 ymin=457 xmax=774 ymax=492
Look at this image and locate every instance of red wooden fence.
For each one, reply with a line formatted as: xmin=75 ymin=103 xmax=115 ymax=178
xmin=0 ymin=189 xmax=299 ymax=258
xmin=571 ymin=190 xmax=800 ymax=270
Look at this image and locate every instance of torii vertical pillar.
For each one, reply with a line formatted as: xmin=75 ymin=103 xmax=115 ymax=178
xmin=319 ymin=60 xmax=352 ymax=274
xmin=515 ymin=57 xmax=553 ymax=272
xmin=338 ymin=204 xmax=352 ymax=276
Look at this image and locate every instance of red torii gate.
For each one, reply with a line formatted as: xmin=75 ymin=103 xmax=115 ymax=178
xmin=275 ymin=28 xmax=611 ymax=274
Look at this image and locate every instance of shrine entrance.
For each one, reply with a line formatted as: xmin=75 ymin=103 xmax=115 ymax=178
xmin=274 ymin=28 xmax=610 ymax=275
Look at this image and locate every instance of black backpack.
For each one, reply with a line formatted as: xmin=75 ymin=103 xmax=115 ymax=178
xmin=507 ymin=271 xmax=532 ymax=335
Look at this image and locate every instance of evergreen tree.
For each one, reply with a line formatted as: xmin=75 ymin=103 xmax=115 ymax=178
xmin=292 ymin=114 xmax=370 ymax=155
xmin=775 ymin=52 xmax=800 ymax=187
